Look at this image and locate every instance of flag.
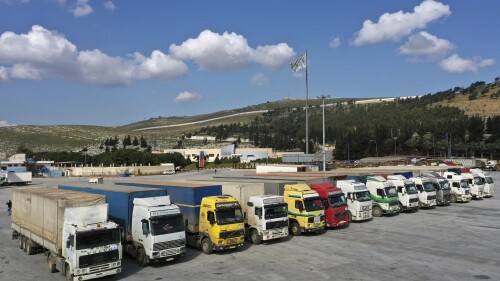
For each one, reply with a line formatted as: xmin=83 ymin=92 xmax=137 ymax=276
xmin=290 ymin=52 xmax=306 ymax=73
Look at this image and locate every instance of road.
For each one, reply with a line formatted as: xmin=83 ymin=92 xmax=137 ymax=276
xmin=1 ymin=170 xmax=499 ymax=281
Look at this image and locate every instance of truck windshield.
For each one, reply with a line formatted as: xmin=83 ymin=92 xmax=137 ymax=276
xmin=423 ymin=182 xmax=435 ymax=192
xmin=328 ymin=194 xmax=347 ymax=208
xmin=76 ymin=228 xmax=120 ymax=250
xmin=404 ymin=184 xmax=418 ymax=194
xmin=353 ymin=191 xmax=371 ymax=202
xmin=264 ymin=204 xmax=288 ymax=219
xmin=474 ymin=177 xmax=482 ymax=185
xmin=486 ymin=177 xmax=493 ymax=184
xmin=439 ymin=181 xmax=450 ymax=190
xmin=460 ymin=180 xmax=469 ymax=189
xmin=216 ymin=208 xmax=244 ymax=225
xmin=150 ymin=215 xmax=185 ymax=236
xmin=384 ymin=186 xmax=398 ymax=198
xmin=303 ymin=197 xmax=324 ymax=212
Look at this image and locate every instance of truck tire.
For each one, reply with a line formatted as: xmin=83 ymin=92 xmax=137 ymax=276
xmin=450 ymin=194 xmax=457 ymax=203
xmin=27 ymin=241 xmax=36 ymax=255
xmin=201 ymin=238 xmax=213 ymax=255
xmin=250 ymin=229 xmax=262 ymax=245
xmin=290 ymin=222 xmax=301 ymax=236
xmin=65 ymin=264 xmax=73 ymax=281
xmin=47 ymin=255 xmax=57 ymax=273
xmin=348 ymin=212 xmax=352 ymax=222
xmin=22 ymin=238 xmax=28 ymax=252
xmin=18 ymin=237 xmax=23 ymax=249
xmin=136 ymin=248 xmax=148 ymax=267
xmin=372 ymin=206 xmax=383 ymax=217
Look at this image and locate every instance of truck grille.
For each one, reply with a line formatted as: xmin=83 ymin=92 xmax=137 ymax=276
xmin=427 ymin=195 xmax=436 ymax=200
xmin=226 ymin=237 xmax=240 ymax=244
xmin=409 ymin=198 xmax=419 ymax=203
xmin=334 ymin=211 xmax=349 ymax=218
xmin=79 ymin=250 xmax=119 ymax=268
xmin=266 ymin=220 xmax=288 ymax=230
xmin=443 ymin=194 xmax=450 ymax=201
xmin=153 ymin=239 xmax=185 ymax=251
xmin=389 ymin=201 xmax=399 ymax=207
xmin=219 ymin=230 xmax=244 ymax=239
xmin=465 ymin=190 xmax=470 ymax=195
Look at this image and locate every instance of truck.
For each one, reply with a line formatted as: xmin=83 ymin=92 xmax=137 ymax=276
xmin=461 ymin=172 xmax=484 ymax=199
xmin=161 ymin=163 xmax=176 ymax=175
xmin=423 ymin=172 xmax=452 ymax=206
xmin=365 ymin=176 xmax=400 ymax=217
xmin=386 ymin=175 xmax=419 ymax=212
xmin=309 ymin=182 xmax=350 ymax=227
xmin=0 ymin=171 xmax=32 ymax=185
xmin=470 ymin=169 xmax=495 ymax=197
xmin=335 ymin=180 xmax=373 ymax=222
xmin=58 ymin=183 xmax=186 ymax=266
xmin=409 ymin=177 xmax=437 ymax=208
xmin=485 ymin=160 xmax=497 ymax=171
xmin=280 ymin=184 xmax=325 ymax=235
xmin=220 ymin=182 xmax=289 ymax=244
xmin=115 ymin=181 xmax=245 ymax=254
xmin=11 ymin=187 xmax=122 ymax=281
xmin=442 ymin=172 xmax=472 ymax=203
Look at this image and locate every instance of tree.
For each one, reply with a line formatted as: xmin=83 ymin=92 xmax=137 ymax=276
xmin=132 ymin=136 xmax=139 ymax=146
xmin=140 ymin=136 xmax=148 ymax=148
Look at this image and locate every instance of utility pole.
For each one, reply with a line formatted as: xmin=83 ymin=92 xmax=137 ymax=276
xmin=305 ymin=50 xmax=309 ymax=154
xmin=322 ymin=98 xmax=326 ymax=171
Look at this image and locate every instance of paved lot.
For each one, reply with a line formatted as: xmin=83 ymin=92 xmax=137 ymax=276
xmin=1 ymin=170 xmax=499 ymax=281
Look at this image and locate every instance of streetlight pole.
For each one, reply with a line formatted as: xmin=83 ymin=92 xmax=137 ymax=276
xmin=322 ymin=98 xmax=326 ymax=172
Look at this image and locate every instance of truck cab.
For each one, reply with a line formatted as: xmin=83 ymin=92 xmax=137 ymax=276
xmin=470 ymin=169 xmax=495 ymax=197
xmin=132 ymin=197 xmax=186 ymax=265
xmin=246 ymin=195 xmax=289 ymax=244
xmin=335 ymin=180 xmax=373 ymax=222
xmin=424 ymin=172 xmax=452 ymax=206
xmin=283 ymin=184 xmax=325 ymax=235
xmin=198 ymin=195 xmax=245 ymax=254
xmin=443 ymin=172 xmax=472 ymax=203
xmin=365 ymin=176 xmax=400 ymax=217
xmin=386 ymin=175 xmax=419 ymax=212
xmin=462 ymin=172 xmax=484 ymax=199
xmin=310 ymin=182 xmax=350 ymax=227
xmin=410 ymin=177 xmax=437 ymax=208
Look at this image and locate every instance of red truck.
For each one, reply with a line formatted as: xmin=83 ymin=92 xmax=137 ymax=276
xmin=309 ymin=182 xmax=350 ymax=228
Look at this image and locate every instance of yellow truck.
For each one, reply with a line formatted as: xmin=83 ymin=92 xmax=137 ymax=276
xmin=283 ymin=184 xmax=326 ymax=235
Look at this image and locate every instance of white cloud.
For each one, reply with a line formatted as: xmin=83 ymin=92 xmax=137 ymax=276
xmin=329 ymin=37 xmax=341 ymax=48
xmin=439 ymin=54 xmax=494 ymax=73
xmin=71 ymin=0 xmax=93 ymax=18
xmin=0 ymin=120 xmax=16 ymax=127
xmin=251 ymin=72 xmax=269 ymax=86
xmin=103 ymin=1 xmax=115 ymax=10
xmin=399 ymin=31 xmax=454 ymax=59
xmin=0 ymin=66 xmax=8 ymax=81
xmin=169 ymin=30 xmax=295 ymax=71
xmin=174 ymin=91 xmax=202 ymax=104
xmin=0 ymin=25 xmax=188 ymax=86
xmin=353 ymin=0 xmax=451 ymax=46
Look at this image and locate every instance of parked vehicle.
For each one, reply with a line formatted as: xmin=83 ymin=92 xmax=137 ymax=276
xmin=0 ymin=171 xmax=32 ymax=186
xmin=309 ymin=182 xmax=350 ymax=227
xmin=461 ymin=172 xmax=484 ymax=199
xmin=161 ymin=163 xmax=176 ymax=175
xmin=410 ymin=177 xmax=437 ymax=208
xmin=386 ymin=175 xmax=419 ymax=212
xmin=58 ymin=184 xmax=186 ymax=266
xmin=221 ymin=183 xmax=289 ymax=244
xmin=335 ymin=180 xmax=373 ymax=222
xmin=365 ymin=176 xmax=400 ymax=217
xmin=443 ymin=172 xmax=472 ymax=203
xmin=11 ymin=187 xmax=122 ymax=281
xmin=424 ymin=172 xmax=451 ymax=206
xmin=115 ymin=181 xmax=245 ymax=254
xmin=470 ymin=169 xmax=495 ymax=197
xmin=485 ymin=160 xmax=498 ymax=171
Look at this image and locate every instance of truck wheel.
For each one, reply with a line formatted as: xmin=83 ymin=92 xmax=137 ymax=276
xmin=18 ymin=237 xmax=23 ymax=249
xmin=348 ymin=212 xmax=352 ymax=222
xmin=47 ymin=255 xmax=57 ymax=273
xmin=372 ymin=206 xmax=383 ymax=217
xmin=22 ymin=238 xmax=28 ymax=252
xmin=136 ymin=248 xmax=148 ymax=267
xmin=290 ymin=222 xmax=301 ymax=236
xmin=27 ymin=241 xmax=36 ymax=255
xmin=201 ymin=238 xmax=213 ymax=255
xmin=250 ymin=229 xmax=262 ymax=245
xmin=450 ymin=194 xmax=457 ymax=203
xmin=65 ymin=264 xmax=73 ymax=281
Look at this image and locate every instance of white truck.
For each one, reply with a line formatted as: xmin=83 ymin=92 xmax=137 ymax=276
xmin=443 ymin=172 xmax=472 ymax=203
xmin=58 ymin=184 xmax=186 ymax=266
xmin=424 ymin=172 xmax=452 ymax=206
xmin=11 ymin=187 xmax=122 ymax=281
xmin=470 ymin=169 xmax=495 ymax=197
xmin=461 ymin=172 xmax=484 ymax=199
xmin=0 ymin=171 xmax=32 ymax=185
xmin=365 ymin=176 xmax=400 ymax=217
xmin=335 ymin=180 xmax=373 ymax=221
xmin=221 ymin=183 xmax=289 ymax=244
xmin=410 ymin=177 xmax=437 ymax=208
xmin=161 ymin=163 xmax=176 ymax=175
xmin=386 ymin=175 xmax=420 ymax=212
xmin=485 ymin=160 xmax=497 ymax=171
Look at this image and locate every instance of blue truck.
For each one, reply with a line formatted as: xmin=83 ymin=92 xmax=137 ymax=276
xmin=58 ymin=183 xmax=186 ymax=267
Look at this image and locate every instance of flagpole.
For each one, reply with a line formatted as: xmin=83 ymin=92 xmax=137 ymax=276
xmin=305 ymin=49 xmax=309 ymax=154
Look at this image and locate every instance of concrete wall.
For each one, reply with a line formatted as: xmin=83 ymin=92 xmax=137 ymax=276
xmin=60 ymin=165 xmax=165 ymax=177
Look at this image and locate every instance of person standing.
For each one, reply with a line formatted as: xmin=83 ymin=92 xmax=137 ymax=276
xmin=6 ymin=200 xmax=12 ymax=216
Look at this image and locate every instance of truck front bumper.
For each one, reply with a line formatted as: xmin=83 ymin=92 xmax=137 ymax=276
xmin=420 ymin=200 xmax=436 ymax=208
xmin=213 ymin=236 xmax=245 ymax=251
xmin=326 ymin=217 xmax=349 ymax=228
xmin=354 ymin=210 xmax=372 ymax=221
xmin=458 ymin=194 xmax=472 ymax=202
xmin=383 ymin=205 xmax=400 ymax=215
xmin=73 ymin=265 xmax=121 ymax=281
xmin=151 ymin=246 xmax=186 ymax=262
xmin=262 ymin=228 xmax=288 ymax=241
xmin=303 ymin=222 xmax=325 ymax=232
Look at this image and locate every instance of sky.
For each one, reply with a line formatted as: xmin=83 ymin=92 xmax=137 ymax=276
xmin=0 ymin=0 xmax=499 ymax=126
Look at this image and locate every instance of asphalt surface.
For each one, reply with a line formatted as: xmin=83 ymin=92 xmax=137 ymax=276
xmin=1 ymin=170 xmax=499 ymax=281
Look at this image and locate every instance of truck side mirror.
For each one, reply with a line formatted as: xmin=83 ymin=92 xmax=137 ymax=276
xmin=141 ymin=219 xmax=150 ymax=235
xmin=207 ymin=212 xmax=215 ymax=224
xmin=295 ymin=201 xmax=304 ymax=212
